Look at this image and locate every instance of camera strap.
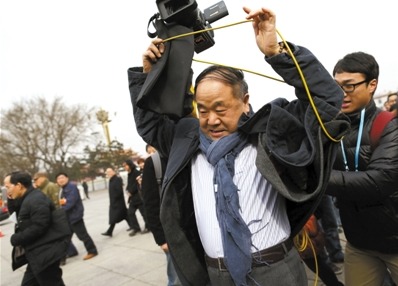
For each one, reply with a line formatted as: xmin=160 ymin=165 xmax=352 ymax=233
xmin=147 ymin=13 xmax=160 ymax=38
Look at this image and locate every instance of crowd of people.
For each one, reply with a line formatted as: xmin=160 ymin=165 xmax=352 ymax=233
xmin=2 ymin=4 xmax=398 ymax=286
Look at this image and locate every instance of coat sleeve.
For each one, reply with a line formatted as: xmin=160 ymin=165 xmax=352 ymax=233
xmin=61 ymin=185 xmax=80 ymax=212
xmin=11 ymin=194 xmax=52 ymax=247
xmin=141 ymin=157 xmax=166 ymax=246
xmin=128 ymin=67 xmax=179 ymax=158
xmin=327 ymin=118 xmax=398 ymax=202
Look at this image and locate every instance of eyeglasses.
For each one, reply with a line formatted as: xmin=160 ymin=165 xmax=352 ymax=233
xmin=338 ymin=80 xmax=367 ymax=93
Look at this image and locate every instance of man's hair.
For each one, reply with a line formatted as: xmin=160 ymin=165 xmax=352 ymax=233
xmin=333 ymin=52 xmax=379 ymax=82
xmin=55 ymin=172 xmax=68 ymax=179
xmin=387 ymin=92 xmax=397 ymax=100
xmin=33 ymin=171 xmax=48 ymax=179
xmin=124 ymin=159 xmax=135 ymax=170
xmin=106 ymin=165 xmax=116 ymax=171
xmin=10 ymin=171 xmax=32 ymax=188
xmin=194 ymin=65 xmax=249 ymax=100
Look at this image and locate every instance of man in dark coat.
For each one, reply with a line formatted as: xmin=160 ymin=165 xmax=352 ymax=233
xmin=4 ymin=171 xmax=68 ymax=286
xmin=101 ymin=166 xmax=130 ymax=237
xmin=142 ymin=151 xmax=181 ymax=285
xmin=56 ymin=172 xmax=98 ymax=261
xmin=326 ymin=52 xmax=398 ymax=285
xmin=123 ymin=159 xmax=149 ymax=236
xmin=128 ymin=6 xmax=349 ymax=286
xmin=82 ymin=180 xmax=89 ymax=199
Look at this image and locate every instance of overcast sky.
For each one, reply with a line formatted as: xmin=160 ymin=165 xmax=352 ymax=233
xmin=1 ymin=0 xmax=397 ymax=156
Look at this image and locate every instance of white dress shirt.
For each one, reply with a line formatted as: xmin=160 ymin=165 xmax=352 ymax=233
xmin=191 ymin=144 xmax=290 ymax=258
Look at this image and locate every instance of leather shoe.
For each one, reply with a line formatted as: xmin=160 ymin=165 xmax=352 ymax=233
xmin=101 ymin=232 xmax=112 ymax=237
xmin=141 ymin=228 xmax=150 ymax=234
xmin=129 ymin=230 xmax=138 ymax=237
xmin=83 ymin=253 xmax=97 ymax=260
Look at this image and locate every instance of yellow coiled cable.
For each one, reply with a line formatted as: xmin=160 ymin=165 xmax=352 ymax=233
xmin=161 ymin=19 xmax=343 ymax=143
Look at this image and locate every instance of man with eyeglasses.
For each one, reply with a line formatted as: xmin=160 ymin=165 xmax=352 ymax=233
xmin=326 ymin=52 xmax=398 ymax=285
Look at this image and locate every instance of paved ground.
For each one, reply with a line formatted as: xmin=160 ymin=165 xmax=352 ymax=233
xmin=0 ymin=188 xmax=345 ymax=286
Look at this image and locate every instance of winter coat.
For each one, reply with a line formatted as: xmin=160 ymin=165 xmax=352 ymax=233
xmin=60 ymin=181 xmax=84 ymax=225
xmin=108 ymin=174 xmax=128 ymax=224
xmin=141 ymin=155 xmax=167 ymax=245
xmin=126 ymin=168 xmax=143 ymax=206
xmin=38 ymin=178 xmax=60 ymax=208
xmin=326 ymin=101 xmax=398 ymax=253
xmin=10 ymin=188 xmax=68 ymax=273
xmin=128 ymin=43 xmax=349 ymax=285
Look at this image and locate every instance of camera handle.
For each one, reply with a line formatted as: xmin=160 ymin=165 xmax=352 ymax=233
xmin=147 ymin=13 xmax=160 ymax=38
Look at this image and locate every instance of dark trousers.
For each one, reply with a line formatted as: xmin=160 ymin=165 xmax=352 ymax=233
xmin=207 ymin=248 xmax=307 ymax=286
xmin=128 ymin=203 xmax=147 ymax=231
xmin=106 ymin=219 xmax=130 ymax=235
xmin=319 ymin=195 xmax=343 ymax=257
xmin=22 ymin=261 xmax=64 ymax=286
xmin=70 ymin=219 xmax=97 ymax=254
xmin=67 ymin=241 xmax=78 ymax=256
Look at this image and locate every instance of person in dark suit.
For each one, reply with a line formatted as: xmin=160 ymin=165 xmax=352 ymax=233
xmin=5 ymin=171 xmax=68 ymax=286
xmin=128 ymin=6 xmax=349 ymax=285
xmin=142 ymin=150 xmax=181 ymax=286
xmin=123 ymin=159 xmax=149 ymax=236
xmin=102 ymin=166 xmax=130 ymax=237
xmin=56 ymin=172 xmax=98 ymax=261
xmin=82 ymin=180 xmax=89 ymax=199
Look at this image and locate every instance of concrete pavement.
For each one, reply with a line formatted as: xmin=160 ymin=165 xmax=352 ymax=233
xmin=0 ymin=188 xmax=344 ymax=286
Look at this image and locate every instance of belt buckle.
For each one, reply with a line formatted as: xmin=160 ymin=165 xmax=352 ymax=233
xmin=217 ymin=257 xmax=227 ymax=271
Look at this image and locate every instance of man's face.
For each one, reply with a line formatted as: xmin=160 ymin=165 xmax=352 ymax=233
xmin=196 ymin=80 xmax=249 ymax=140
xmin=105 ymin=168 xmax=115 ymax=178
xmin=388 ymin=94 xmax=397 ymax=110
xmin=3 ymin=175 xmax=24 ymax=199
xmin=33 ymin=176 xmax=44 ymax=188
xmin=138 ymin=160 xmax=145 ymax=170
xmin=146 ymin=146 xmax=156 ymax=155
xmin=123 ymin=163 xmax=130 ymax=172
xmin=56 ymin=174 xmax=68 ymax=187
xmin=334 ymin=72 xmax=376 ymax=114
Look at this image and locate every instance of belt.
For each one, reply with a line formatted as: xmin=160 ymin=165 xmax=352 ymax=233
xmin=205 ymin=238 xmax=293 ymax=271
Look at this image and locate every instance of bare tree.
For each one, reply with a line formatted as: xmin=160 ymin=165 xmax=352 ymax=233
xmin=0 ymin=96 xmax=97 ymax=177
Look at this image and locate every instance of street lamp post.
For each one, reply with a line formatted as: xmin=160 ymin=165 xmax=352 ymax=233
xmin=95 ymin=109 xmax=111 ymax=146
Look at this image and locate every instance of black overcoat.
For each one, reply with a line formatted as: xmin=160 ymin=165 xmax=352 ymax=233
xmin=10 ymin=188 xmax=68 ymax=273
xmin=129 ymin=43 xmax=350 ymax=285
xmin=108 ymin=175 xmax=128 ymax=224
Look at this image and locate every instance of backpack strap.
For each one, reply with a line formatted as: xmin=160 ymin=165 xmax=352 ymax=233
xmin=370 ymin=111 xmax=396 ymax=150
xmin=150 ymin=151 xmax=162 ymax=193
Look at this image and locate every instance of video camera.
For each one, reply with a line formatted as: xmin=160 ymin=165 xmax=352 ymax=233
xmin=152 ymin=0 xmax=228 ymax=53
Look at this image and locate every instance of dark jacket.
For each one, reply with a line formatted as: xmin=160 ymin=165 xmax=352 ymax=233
xmin=108 ymin=174 xmax=128 ymax=224
xmin=60 ymin=181 xmax=84 ymax=225
xmin=126 ymin=168 xmax=143 ymax=206
xmin=128 ymin=44 xmax=349 ymax=285
xmin=142 ymin=155 xmax=167 ymax=245
xmin=326 ymin=101 xmax=398 ymax=253
xmin=10 ymin=188 xmax=68 ymax=273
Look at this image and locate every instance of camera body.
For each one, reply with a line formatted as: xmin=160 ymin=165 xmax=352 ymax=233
xmin=155 ymin=0 xmax=228 ymax=53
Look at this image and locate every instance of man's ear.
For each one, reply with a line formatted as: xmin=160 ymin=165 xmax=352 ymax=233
xmin=243 ymin=93 xmax=250 ymax=113
xmin=369 ymin=79 xmax=378 ymax=95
